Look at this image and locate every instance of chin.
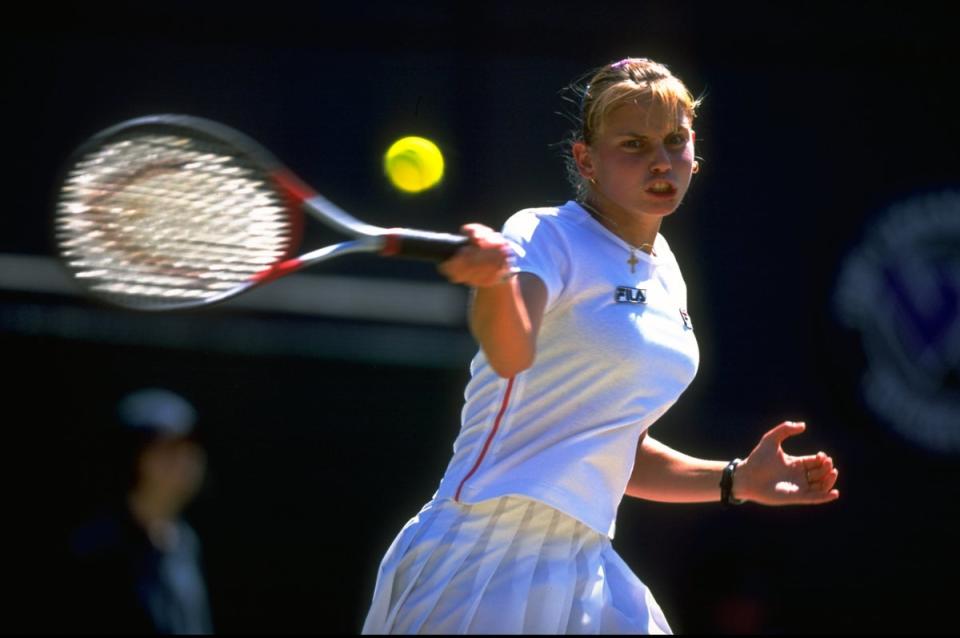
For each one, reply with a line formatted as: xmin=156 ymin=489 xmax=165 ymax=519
xmin=637 ymin=203 xmax=681 ymax=218
xmin=646 ymin=193 xmax=689 ymax=216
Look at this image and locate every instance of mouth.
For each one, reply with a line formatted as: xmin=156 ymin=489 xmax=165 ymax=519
xmin=645 ymin=181 xmax=677 ymax=197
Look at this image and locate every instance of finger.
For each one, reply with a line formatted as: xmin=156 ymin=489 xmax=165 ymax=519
xmin=461 ymin=223 xmax=503 ymax=248
xmin=460 ymin=258 xmax=512 ymax=288
xmin=800 ymin=493 xmax=839 ymax=505
xmin=806 ymin=488 xmax=840 ymax=504
xmin=436 ymin=266 xmax=467 ymax=285
xmin=460 ymin=222 xmax=489 ymax=237
xmin=804 ymin=457 xmax=834 ymax=482
xmin=820 ymin=468 xmax=839 ymax=492
xmin=459 ymin=245 xmax=501 ymax=268
xmin=436 ymin=252 xmax=467 ymax=277
xmin=801 ymin=451 xmax=827 ymax=469
xmin=764 ymin=421 xmax=806 ymax=446
xmin=438 ymin=250 xmax=482 ymax=282
xmin=802 ymin=480 xmax=840 ymax=502
xmin=808 ymin=468 xmax=839 ymax=493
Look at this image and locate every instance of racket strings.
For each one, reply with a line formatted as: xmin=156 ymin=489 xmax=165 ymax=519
xmin=56 ymin=133 xmax=295 ymax=309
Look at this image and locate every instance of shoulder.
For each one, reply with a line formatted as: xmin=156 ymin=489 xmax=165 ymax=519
xmin=175 ymin=519 xmax=202 ymax=553
xmin=653 ymin=233 xmax=685 ymax=273
xmin=502 ymin=201 xmax=586 ymax=242
xmin=654 ymin=232 xmax=676 ymax=261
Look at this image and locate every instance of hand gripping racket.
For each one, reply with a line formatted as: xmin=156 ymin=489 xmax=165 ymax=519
xmin=53 ymin=114 xmax=469 ymax=311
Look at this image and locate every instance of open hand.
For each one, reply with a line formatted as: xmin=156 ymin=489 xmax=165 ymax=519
xmin=735 ymin=421 xmax=840 ymax=506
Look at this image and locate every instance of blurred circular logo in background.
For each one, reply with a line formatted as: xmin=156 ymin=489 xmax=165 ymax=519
xmin=834 ymin=190 xmax=960 ymax=453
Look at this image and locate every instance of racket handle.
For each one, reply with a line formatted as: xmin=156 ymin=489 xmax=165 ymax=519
xmin=381 ymin=229 xmax=469 ymax=261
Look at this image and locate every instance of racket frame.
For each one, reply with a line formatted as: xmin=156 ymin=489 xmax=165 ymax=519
xmin=52 ymin=114 xmax=467 ymax=311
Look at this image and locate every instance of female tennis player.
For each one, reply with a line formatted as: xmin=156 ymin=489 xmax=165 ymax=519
xmin=362 ymin=57 xmax=840 ymax=634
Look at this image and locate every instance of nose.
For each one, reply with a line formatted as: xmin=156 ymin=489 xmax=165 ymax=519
xmin=649 ymin=144 xmax=671 ymax=174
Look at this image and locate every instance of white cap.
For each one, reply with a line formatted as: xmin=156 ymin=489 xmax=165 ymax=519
xmin=116 ymin=388 xmax=196 ymax=437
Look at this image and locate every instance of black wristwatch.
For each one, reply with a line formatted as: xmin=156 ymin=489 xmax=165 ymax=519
xmin=720 ymin=458 xmax=746 ymax=506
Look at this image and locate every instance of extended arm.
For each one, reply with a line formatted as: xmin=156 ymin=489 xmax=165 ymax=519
xmin=625 ymin=433 xmax=728 ymax=503
xmin=627 ymin=422 xmax=840 ymax=505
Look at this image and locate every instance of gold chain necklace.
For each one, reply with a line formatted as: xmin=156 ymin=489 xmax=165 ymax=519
xmin=580 ymin=201 xmax=656 ymax=273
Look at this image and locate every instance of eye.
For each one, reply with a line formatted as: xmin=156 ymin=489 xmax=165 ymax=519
xmin=622 ymin=138 xmax=648 ymax=150
xmin=666 ymin=132 xmax=688 ymax=146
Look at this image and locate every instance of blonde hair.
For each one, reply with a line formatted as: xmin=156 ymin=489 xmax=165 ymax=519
xmin=565 ymin=57 xmax=702 ymax=199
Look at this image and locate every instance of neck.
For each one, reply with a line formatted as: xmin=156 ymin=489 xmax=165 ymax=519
xmin=581 ymin=196 xmax=661 ymax=252
xmin=128 ymin=488 xmax=181 ymax=548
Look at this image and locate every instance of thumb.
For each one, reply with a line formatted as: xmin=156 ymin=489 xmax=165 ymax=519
xmin=764 ymin=421 xmax=806 ymax=446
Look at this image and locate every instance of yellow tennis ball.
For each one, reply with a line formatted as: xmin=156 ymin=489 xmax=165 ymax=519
xmin=384 ymin=136 xmax=444 ymax=193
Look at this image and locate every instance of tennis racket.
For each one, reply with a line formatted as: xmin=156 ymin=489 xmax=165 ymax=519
xmin=53 ymin=114 xmax=469 ymax=311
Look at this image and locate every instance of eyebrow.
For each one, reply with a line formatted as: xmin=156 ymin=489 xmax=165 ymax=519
xmin=614 ymin=128 xmax=690 ymax=137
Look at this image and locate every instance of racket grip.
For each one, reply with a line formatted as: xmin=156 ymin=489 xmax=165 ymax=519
xmin=381 ymin=229 xmax=469 ymax=261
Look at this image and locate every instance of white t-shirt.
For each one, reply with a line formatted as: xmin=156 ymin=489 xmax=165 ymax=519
xmin=434 ymin=200 xmax=700 ymax=538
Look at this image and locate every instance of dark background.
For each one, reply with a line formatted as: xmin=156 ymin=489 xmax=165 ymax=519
xmin=4 ymin=1 xmax=959 ymax=633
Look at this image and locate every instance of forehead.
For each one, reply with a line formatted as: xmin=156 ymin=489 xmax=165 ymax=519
xmin=603 ymin=100 xmax=692 ymax=136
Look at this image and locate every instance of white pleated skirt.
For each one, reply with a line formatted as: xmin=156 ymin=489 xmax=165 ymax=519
xmin=362 ymin=495 xmax=672 ymax=635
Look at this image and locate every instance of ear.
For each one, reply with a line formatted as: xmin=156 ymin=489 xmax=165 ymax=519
xmin=572 ymin=141 xmax=594 ymax=178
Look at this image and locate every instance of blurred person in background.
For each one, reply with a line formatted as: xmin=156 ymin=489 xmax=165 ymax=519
xmin=66 ymin=387 xmax=213 ymax=634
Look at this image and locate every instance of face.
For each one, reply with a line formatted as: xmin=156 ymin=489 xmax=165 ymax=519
xmin=138 ymin=436 xmax=206 ymax=508
xmin=575 ymin=100 xmax=695 ymax=219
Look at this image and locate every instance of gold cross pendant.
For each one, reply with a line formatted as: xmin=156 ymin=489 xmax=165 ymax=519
xmin=627 ymin=250 xmax=639 ymax=273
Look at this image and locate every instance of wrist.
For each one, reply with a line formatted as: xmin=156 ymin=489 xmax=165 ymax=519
xmin=474 ymin=270 xmax=517 ymax=289
xmin=719 ymin=458 xmax=747 ymax=506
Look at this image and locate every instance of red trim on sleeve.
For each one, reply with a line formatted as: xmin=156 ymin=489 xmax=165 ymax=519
xmin=454 ymin=376 xmax=515 ymax=502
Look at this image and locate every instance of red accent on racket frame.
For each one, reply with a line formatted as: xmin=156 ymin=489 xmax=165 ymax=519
xmin=270 ymin=169 xmax=309 ymax=262
xmin=380 ymin=231 xmax=403 ymax=257
xmin=272 ymin=169 xmax=316 ymax=204
xmin=454 ymin=376 xmax=515 ymax=502
xmin=251 ymin=257 xmax=304 ymax=283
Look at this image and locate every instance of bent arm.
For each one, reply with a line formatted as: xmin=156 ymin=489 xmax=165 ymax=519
xmin=437 ymin=223 xmax=548 ymax=379
xmin=469 ymin=273 xmax=547 ymax=378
